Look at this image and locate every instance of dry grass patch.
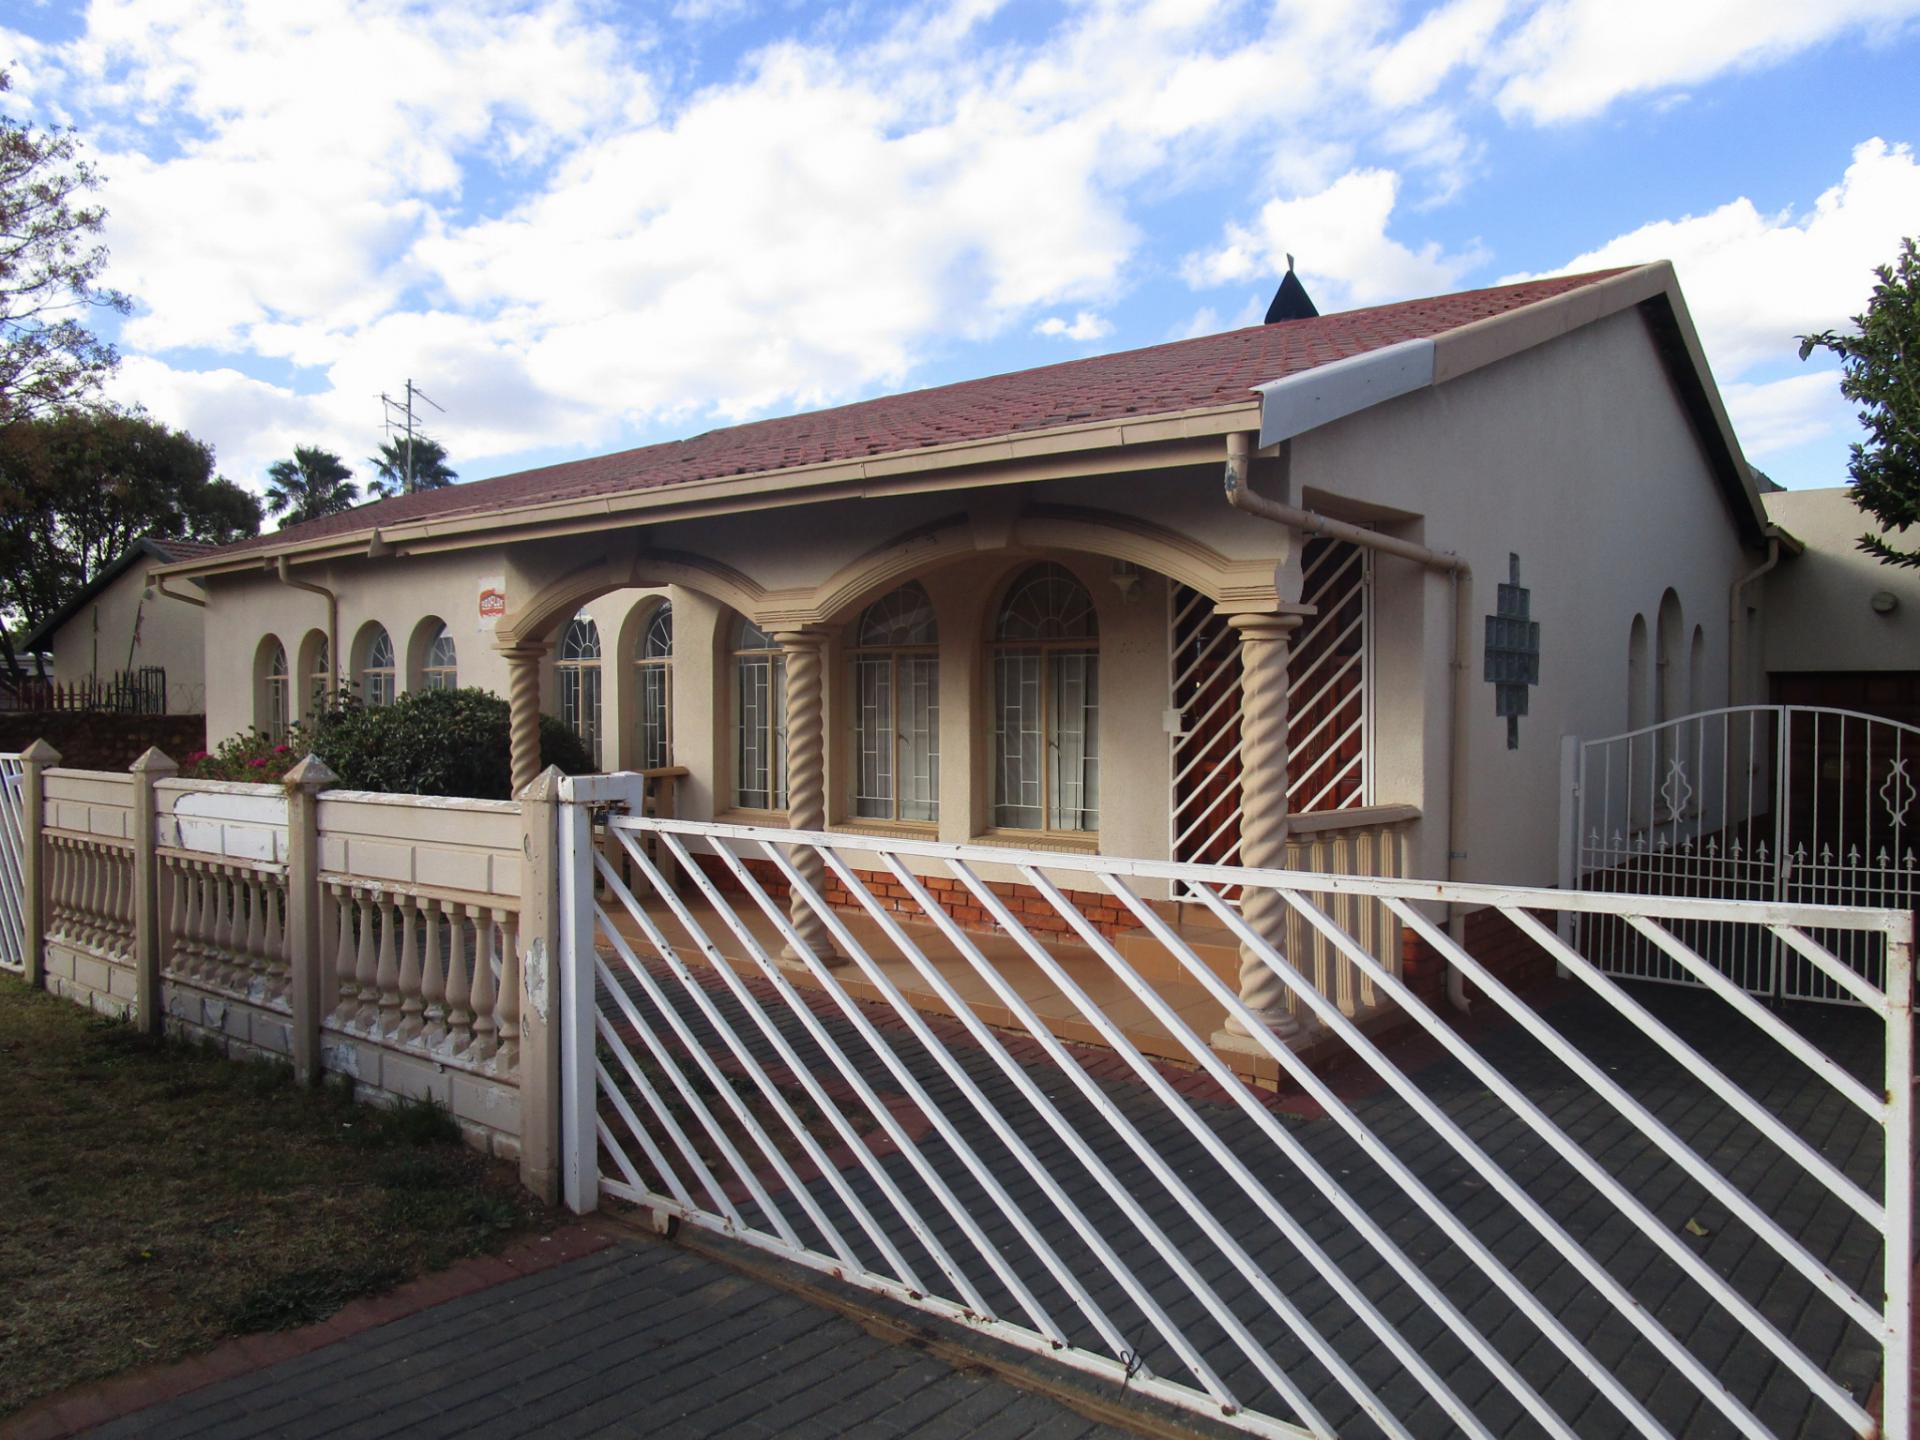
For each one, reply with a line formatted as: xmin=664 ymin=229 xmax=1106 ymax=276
xmin=0 ymin=976 xmax=551 ymax=1417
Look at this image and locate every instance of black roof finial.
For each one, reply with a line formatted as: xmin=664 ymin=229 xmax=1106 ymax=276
xmin=1264 ymin=255 xmax=1318 ymax=324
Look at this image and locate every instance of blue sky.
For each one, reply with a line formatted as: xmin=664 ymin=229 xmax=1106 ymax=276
xmin=4 ymin=0 xmax=1917 ymax=497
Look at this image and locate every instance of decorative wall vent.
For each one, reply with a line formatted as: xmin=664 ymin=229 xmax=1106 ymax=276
xmin=1484 ymin=553 xmax=1540 ymax=749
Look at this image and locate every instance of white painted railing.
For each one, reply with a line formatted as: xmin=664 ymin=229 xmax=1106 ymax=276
xmin=559 ymin=783 xmax=1912 ymax=1440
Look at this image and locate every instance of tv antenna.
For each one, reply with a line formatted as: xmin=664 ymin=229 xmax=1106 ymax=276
xmin=378 ymin=379 xmax=445 ymax=494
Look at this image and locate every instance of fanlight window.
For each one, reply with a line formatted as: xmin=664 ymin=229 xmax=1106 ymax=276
xmin=361 ymin=626 xmax=396 ymax=708
xmin=851 ymin=583 xmax=938 ymax=824
xmin=734 ymin=618 xmax=787 ymax=810
xmin=261 ymin=641 xmax=289 ymax=741
xmin=558 ymin=614 xmax=603 ymax=768
xmin=637 ymin=602 xmax=673 ymax=772
xmin=991 ymin=564 xmax=1099 ymax=832
xmin=422 ymin=624 xmax=458 ymax=691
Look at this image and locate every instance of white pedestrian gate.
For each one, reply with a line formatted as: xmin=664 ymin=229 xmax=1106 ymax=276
xmin=1566 ymin=705 xmax=1919 ymax=1003
xmin=558 ymin=773 xmax=1913 ymax=1440
xmin=0 ymin=753 xmax=27 ymax=972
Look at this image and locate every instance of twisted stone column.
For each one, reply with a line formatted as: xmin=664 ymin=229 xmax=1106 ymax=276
xmin=501 ymin=644 xmax=549 ymax=797
xmin=775 ymin=629 xmax=842 ymax=966
xmin=1222 ymin=612 xmax=1305 ymax=1042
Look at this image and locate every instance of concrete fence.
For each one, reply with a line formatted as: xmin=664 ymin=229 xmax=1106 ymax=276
xmin=15 ymin=742 xmax=560 ymax=1185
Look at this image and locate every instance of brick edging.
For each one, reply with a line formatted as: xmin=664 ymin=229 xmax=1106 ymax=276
xmin=0 ymin=1223 xmax=616 ymax=1440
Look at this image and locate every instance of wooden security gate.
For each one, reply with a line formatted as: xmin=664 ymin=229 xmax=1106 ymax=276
xmin=1567 ymin=705 xmax=1919 ymax=1003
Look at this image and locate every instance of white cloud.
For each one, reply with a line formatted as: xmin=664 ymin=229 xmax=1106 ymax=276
xmin=1721 ymin=372 xmax=1851 ymax=459
xmin=1184 ymin=167 xmax=1487 ymax=308
xmin=1035 ymin=311 xmax=1114 ymax=341
xmin=1524 ymin=138 xmax=1920 ymax=372
xmin=1484 ymin=0 xmax=1920 ymax=123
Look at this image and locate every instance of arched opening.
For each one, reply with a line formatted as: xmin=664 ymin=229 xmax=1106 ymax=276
xmin=557 ymin=613 xmax=603 ymax=768
xmin=255 ymin=635 xmax=289 ymax=740
xmin=409 ymin=616 xmax=458 ymax=692
xmin=1655 ymin=589 xmax=1684 ymax=723
xmin=354 ymin=622 xmax=396 ymax=707
xmin=296 ymin=629 xmax=330 ymax=722
xmin=1627 ymin=614 xmax=1650 ymax=732
xmin=990 ymin=562 xmax=1099 ymax=834
xmin=636 ymin=600 xmax=673 ymax=771
xmin=731 ymin=616 xmax=786 ymax=811
xmin=850 ymin=581 xmax=939 ymax=824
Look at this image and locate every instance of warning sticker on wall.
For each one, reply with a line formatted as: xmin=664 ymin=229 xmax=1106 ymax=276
xmin=477 ymin=577 xmax=507 ymax=631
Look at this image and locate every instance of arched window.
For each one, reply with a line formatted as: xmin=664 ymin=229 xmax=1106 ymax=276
xmin=422 ymin=623 xmax=458 ymax=691
xmin=299 ymin=631 xmax=330 ymax=720
xmin=637 ymin=602 xmax=673 ymax=771
xmin=733 ymin=618 xmax=786 ymax=810
xmin=259 ymin=639 xmax=289 ymax=740
xmin=851 ymin=583 xmax=939 ymax=823
xmin=358 ymin=625 xmax=396 ymax=707
xmin=1655 ymin=589 xmax=1684 ymax=723
xmin=991 ymin=564 xmax=1098 ymax=832
xmin=558 ymin=614 xmax=603 ymax=768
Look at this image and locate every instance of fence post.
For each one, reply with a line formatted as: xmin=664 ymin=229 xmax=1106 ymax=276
xmin=18 ymin=738 xmax=60 ymax=989
xmin=516 ymin=765 xmax=565 ymax=1204
xmin=129 ymin=747 xmax=179 ymax=1035
xmin=283 ymin=755 xmax=337 ymax=1086
xmin=1882 ymin=910 xmax=1915 ymax=1440
xmin=555 ymin=774 xmax=599 ymax=1215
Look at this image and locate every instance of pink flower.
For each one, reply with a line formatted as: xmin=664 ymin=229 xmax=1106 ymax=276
xmin=273 ymin=745 xmax=291 ymax=754
xmin=247 ymin=758 xmax=268 ymax=768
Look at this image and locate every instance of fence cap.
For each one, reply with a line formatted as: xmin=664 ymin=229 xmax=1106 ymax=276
xmin=282 ymin=754 xmax=338 ymax=791
xmin=517 ymin=765 xmax=565 ymax=804
xmin=20 ymin=738 xmax=60 ymax=766
xmin=129 ymin=746 xmax=180 ymax=777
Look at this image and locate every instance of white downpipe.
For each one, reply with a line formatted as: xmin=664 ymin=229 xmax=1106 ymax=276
xmin=1223 ymin=431 xmax=1478 ymax=1010
xmin=274 ymin=557 xmax=338 ymax=694
xmin=1726 ymin=535 xmax=1781 ymax=707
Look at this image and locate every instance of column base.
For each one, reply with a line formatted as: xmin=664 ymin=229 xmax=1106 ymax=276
xmin=1213 ymin=1005 xmax=1307 ymax=1054
xmin=779 ymin=941 xmax=850 ymax=971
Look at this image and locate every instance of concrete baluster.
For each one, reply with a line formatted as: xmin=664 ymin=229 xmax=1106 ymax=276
xmin=495 ymin=909 xmax=520 ymax=1073
xmin=353 ymin=890 xmax=379 ymax=1027
xmin=420 ymin=897 xmax=448 ymax=1044
xmin=445 ymin=905 xmax=473 ymax=1051
xmin=397 ymin=898 xmax=423 ymax=1041
xmin=468 ymin=902 xmax=498 ymax=1061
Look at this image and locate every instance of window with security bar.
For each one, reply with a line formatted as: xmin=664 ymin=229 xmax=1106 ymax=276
xmin=261 ymin=640 xmax=289 ymax=740
xmin=421 ymin=623 xmax=458 ymax=690
xmin=734 ymin=617 xmax=787 ymax=810
xmin=992 ymin=563 xmax=1099 ymax=833
xmin=637 ymin=602 xmax=673 ymax=771
xmin=558 ymin=613 xmax=603 ymax=769
xmin=307 ymin=635 xmax=330 ymax=716
xmin=850 ymin=582 xmax=939 ymax=823
xmin=1170 ymin=537 xmax=1369 ymax=869
xmin=361 ymin=625 xmax=396 ymax=708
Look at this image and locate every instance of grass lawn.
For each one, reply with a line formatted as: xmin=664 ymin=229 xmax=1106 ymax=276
xmin=0 ymin=975 xmax=553 ymax=1418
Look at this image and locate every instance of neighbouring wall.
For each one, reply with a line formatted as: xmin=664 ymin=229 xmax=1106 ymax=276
xmin=0 ymin=713 xmax=206 ymax=772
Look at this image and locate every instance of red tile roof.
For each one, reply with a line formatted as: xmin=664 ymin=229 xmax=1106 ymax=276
xmin=215 ymin=269 xmax=1629 ymax=561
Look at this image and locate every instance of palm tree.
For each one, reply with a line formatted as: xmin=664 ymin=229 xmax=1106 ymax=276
xmin=265 ymin=447 xmax=358 ymax=526
xmin=368 ymin=435 xmax=456 ymax=499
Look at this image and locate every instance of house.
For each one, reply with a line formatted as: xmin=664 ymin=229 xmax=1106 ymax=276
xmin=146 ymin=261 xmax=1778 ymax=1038
xmin=20 ymin=536 xmax=219 ymax=715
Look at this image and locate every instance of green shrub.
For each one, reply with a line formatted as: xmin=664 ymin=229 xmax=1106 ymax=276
xmin=187 ymin=688 xmax=591 ymax=799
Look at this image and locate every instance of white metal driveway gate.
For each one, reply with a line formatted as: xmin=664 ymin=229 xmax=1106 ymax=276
xmin=0 ymin=754 xmax=27 ymax=971
xmin=558 ymin=775 xmax=1913 ymax=1440
xmin=1568 ymin=705 xmax=1919 ymax=1003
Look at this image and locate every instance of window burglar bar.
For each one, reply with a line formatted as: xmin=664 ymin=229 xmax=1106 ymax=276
xmin=559 ymin=790 xmax=1912 ymax=1440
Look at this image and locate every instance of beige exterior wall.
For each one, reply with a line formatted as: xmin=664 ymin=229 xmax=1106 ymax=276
xmin=1761 ymin=487 xmax=1920 ymax=675
xmin=196 ymin=304 xmax=1761 ymax=895
xmin=50 ymin=563 xmax=206 ymax=713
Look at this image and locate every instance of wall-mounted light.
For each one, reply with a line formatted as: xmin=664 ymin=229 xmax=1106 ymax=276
xmin=1109 ymin=560 xmax=1142 ymax=602
xmin=1871 ymin=590 xmax=1899 ymax=615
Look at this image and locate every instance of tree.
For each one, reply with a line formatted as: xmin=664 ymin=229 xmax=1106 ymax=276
xmin=1799 ymin=235 xmax=1920 ymax=567
xmin=367 ymin=434 xmax=456 ymax=499
xmin=0 ymin=406 xmax=262 ymax=632
xmin=265 ymin=446 xmax=358 ymax=526
xmin=0 ymin=70 xmax=130 ymax=424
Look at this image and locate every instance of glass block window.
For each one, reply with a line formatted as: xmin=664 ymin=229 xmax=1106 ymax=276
xmin=422 ymin=624 xmax=458 ymax=691
xmin=734 ymin=617 xmax=787 ymax=810
xmin=261 ymin=640 xmax=289 ymax=740
xmin=361 ymin=626 xmax=396 ymax=708
xmin=850 ymin=583 xmax=939 ymax=824
xmin=637 ymin=602 xmax=673 ymax=771
xmin=991 ymin=563 xmax=1099 ymax=832
xmin=558 ymin=613 xmax=603 ymax=768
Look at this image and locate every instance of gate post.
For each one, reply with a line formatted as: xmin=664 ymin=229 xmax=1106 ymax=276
xmin=555 ymin=774 xmax=600 ymax=1214
xmin=18 ymin=739 xmax=60 ymax=989
xmin=283 ymin=755 xmax=337 ymax=1086
xmin=129 ymin=747 xmax=178 ymax=1035
xmin=1556 ymin=734 xmax=1580 ymax=965
xmin=1882 ymin=911 xmax=1915 ymax=1440
xmin=516 ymin=766 xmax=565 ymax=1204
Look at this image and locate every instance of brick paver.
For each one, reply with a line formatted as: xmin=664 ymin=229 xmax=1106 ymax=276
xmin=79 ymin=1241 xmax=1137 ymax=1440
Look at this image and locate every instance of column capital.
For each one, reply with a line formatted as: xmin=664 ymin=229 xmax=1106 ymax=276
xmin=771 ymin=626 xmax=832 ymax=652
xmin=1225 ymin=611 xmax=1307 ymax=642
xmin=496 ymin=641 xmax=551 ymax=663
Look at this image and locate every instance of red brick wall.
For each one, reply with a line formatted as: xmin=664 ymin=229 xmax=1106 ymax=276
xmin=1401 ymin=905 xmax=1556 ymax=1004
xmin=0 ymin=713 xmax=206 ymax=773
xmin=692 ymin=853 xmax=1148 ymax=941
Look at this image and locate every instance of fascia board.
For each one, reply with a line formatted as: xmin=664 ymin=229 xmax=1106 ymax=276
xmin=1255 ymin=339 xmax=1435 ymax=448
